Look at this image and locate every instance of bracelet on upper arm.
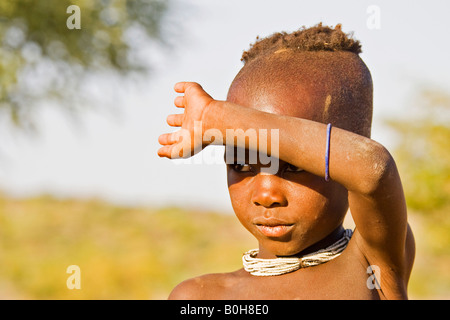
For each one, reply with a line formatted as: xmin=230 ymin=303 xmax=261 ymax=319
xmin=325 ymin=123 xmax=332 ymax=182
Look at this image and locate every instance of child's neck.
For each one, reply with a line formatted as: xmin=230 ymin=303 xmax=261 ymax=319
xmin=298 ymin=225 xmax=346 ymax=256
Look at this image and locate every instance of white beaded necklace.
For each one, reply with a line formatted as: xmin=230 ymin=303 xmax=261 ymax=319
xmin=242 ymin=229 xmax=353 ymax=276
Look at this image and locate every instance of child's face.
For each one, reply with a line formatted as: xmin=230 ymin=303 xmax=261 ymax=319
xmin=226 ymin=153 xmax=348 ymax=258
xmin=226 ymin=80 xmax=349 ymax=258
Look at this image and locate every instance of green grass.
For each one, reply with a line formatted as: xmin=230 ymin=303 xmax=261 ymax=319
xmin=407 ymin=213 xmax=450 ymax=299
xmin=0 ymin=193 xmax=447 ymax=299
xmin=0 ymin=193 xmax=255 ymax=299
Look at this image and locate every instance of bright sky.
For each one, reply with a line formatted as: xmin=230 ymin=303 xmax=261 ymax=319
xmin=1 ymin=0 xmax=449 ymax=213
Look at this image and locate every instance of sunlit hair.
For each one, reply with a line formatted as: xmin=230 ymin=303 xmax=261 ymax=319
xmin=241 ymin=23 xmax=362 ymax=64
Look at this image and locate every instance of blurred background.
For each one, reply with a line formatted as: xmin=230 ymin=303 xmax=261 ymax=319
xmin=0 ymin=0 xmax=449 ymax=299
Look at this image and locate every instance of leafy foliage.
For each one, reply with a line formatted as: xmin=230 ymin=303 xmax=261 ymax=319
xmin=387 ymin=88 xmax=450 ymax=215
xmin=0 ymin=0 xmax=171 ymax=129
xmin=386 ymin=88 xmax=450 ymax=298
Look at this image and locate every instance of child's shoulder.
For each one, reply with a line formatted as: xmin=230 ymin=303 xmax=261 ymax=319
xmin=168 ymin=269 xmax=245 ymax=300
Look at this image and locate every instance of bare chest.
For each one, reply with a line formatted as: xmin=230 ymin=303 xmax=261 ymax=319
xmin=220 ymin=248 xmax=382 ymax=300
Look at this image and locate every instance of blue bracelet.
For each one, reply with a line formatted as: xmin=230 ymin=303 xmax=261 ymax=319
xmin=325 ymin=123 xmax=332 ymax=181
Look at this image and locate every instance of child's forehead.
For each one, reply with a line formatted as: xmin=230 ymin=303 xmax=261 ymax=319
xmin=227 ymin=75 xmax=328 ymax=122
xmin=228 ymin=54 xmax=341 ymax=116
xmin=227 ymin=51 xmax=373 ymax=136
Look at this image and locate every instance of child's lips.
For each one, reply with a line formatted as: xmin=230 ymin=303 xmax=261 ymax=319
xmin=255 ymin=224 xmax=294 ymax=238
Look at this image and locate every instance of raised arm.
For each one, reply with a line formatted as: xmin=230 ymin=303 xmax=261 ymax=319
xmin=158 ymin=82 xmax=414 ymax=293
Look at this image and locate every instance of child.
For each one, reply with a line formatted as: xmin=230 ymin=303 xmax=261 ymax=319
xmin=158 ymin=24 xmax=415 ymax=300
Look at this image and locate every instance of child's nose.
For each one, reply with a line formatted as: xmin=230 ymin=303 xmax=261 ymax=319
xmin=251 ymin=173 xmax=288 ymax=208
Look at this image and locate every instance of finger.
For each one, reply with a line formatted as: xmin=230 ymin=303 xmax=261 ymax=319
xmin=158 ymin=132 xmax=178 ymax=146
xmin=157 ymin=145 xmax=174 ymax=158
xmin=174 ymin=82 xmax=187 ymax=93
xmin=166 ymin=113 xmax=183 ymax=127
xmin=174 ymin=96 xmax=185 ymax=108
xmin=174 ymin=81 xmax=202 ymax=93
xmin=158 ymin=143 xmax=186 ymax=159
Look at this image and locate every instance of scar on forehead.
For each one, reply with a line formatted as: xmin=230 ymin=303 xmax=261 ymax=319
xmin=274 ymin=48 xmax=291 ymax=54
xmin=323 ymin=94 xmax=332 ymax=121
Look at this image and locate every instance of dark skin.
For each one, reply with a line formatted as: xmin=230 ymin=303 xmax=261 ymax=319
xmin=158 ymin=51 xmax=415 ymax=299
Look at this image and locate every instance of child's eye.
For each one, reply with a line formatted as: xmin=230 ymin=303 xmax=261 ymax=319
xmin=231 ymin=164 xmax=252 ymax=172
xmin=285 ymin=164 xmax=304 ymax=173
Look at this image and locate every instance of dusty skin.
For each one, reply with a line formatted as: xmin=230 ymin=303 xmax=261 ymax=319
xmin=158 ymin=51 xmax=415 ymax=299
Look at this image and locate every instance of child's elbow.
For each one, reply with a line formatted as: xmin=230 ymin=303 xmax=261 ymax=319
xmin=358 ymin=142 xmax=399 ymax=196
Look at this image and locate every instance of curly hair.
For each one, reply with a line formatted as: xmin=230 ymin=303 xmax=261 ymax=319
xmin=241 ymin=23 xmax=362 ymax=64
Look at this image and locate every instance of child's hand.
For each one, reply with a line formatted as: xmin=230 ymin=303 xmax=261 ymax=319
xmin=157 ymin=82 xmax=215 ymax=159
